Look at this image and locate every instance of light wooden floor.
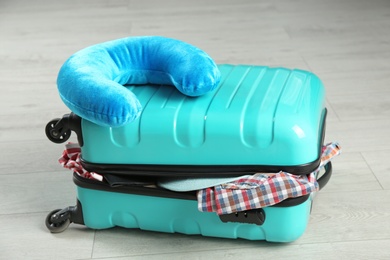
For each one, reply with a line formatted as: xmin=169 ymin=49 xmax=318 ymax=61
xmin=1 ymin=0 xmax=390 ymax=259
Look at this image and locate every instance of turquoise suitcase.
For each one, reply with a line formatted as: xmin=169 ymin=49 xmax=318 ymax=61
xmin=45 ymin=64 xmax=331 ymax=242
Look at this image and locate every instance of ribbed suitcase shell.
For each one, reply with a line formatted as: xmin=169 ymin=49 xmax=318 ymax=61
xmin=45 ymin=64 xmax=331 ymax=242
xmin=73 ymin=173 xmax=314 ymax=243
xmin=80 ymin=64 xmax=325 ymax=173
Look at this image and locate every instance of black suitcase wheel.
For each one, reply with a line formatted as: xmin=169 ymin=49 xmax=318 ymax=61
xmin=45 ymin=119 xmax=71 ymax=143
xmin=45 ymin=209 xmax=71 ymax=233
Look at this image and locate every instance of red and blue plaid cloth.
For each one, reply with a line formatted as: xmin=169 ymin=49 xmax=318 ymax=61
xmin=197 ymin=142 xmax=341 ymax=215
xmin=59 ymin=142 xmax=340 ymax=215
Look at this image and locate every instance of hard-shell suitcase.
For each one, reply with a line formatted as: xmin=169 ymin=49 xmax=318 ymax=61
xmin=45 ymin=64 xmax=333 ymax=242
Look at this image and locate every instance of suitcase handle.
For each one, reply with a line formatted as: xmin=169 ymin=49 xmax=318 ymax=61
xmin=317 ymin=161 xmax=332 ymax=190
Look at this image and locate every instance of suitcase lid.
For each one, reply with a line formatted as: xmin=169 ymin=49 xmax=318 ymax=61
xmin=80 ymin=64 xmax=326 ymax=177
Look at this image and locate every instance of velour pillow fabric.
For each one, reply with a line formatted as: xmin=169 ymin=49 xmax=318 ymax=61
xmin=57 ymin=36 xmax=221 ymax=127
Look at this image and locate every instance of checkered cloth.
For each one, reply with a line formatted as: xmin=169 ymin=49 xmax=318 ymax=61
xmin=197 ymin=142 xmax=341 ymax=215
xmin=59 ymin=143 xmax=103 ymax=181
xmin=59 ymin=142 xmax=340 ymax=216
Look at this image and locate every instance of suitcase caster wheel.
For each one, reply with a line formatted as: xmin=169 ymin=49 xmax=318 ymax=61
xmin=45 ymin=119 xmax=71 ymax=143
xmin=45 ymin=209 xmax=71 ymax=233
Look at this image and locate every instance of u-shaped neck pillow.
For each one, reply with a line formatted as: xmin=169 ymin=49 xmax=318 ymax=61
xmin=57 ymin=36 xmax=221 ymax=127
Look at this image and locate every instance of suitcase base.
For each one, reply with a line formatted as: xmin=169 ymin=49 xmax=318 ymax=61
xmin=46 ymin=173 xmax=316 ymax=243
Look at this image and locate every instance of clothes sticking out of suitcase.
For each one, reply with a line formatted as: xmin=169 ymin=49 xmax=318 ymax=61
xmin=45 ymin=37 xmax=340 ymax=243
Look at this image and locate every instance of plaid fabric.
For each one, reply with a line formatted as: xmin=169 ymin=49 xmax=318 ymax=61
xmin=320 ymin=142 xmax=341 ymax=167
xmin=59 ymin=141 xmax=340 ymax=215
xmin=59 ymin=143 xmax=103 ymax=181
xmin=197 ymin=142 xmax=341 ymax=215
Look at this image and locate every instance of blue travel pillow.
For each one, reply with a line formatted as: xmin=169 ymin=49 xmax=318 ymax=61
xmin=57 ymin=36 xmax=221 ymax=127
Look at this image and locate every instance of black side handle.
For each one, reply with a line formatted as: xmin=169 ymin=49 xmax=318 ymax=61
xmin=317 ymin=161 xmax=332 ymax=190
xmin=219 ymin=208 xmax=265 ymax=226
xmin=45 ymin=112 xmax=84 ymax=146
